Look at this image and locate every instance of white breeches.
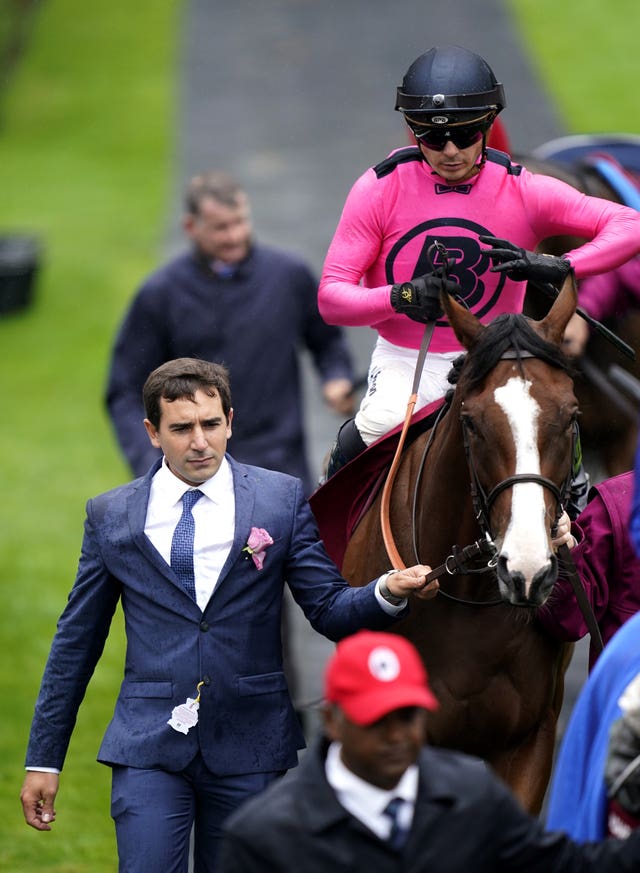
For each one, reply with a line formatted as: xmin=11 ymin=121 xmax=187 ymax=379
xmin=354 ymin=336 xmax=460 ymax=446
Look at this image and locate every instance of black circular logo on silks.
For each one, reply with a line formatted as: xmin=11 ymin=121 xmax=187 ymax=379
xmin=385 ymin=218 xmax=506 ymax=323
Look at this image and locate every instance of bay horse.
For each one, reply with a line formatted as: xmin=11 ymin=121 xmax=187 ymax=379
xmin=341 ymin=277 xmax=578 ymax=814
xmin=518 ymin=146 xmax=640 ymax=477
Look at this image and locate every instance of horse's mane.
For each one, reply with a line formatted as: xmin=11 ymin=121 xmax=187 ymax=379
xmin=448 ymin=312 xmax=570 ymax=395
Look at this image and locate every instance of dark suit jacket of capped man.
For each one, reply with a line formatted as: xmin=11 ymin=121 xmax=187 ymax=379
xmin=25 ymin=455 xmax=400 ymax=777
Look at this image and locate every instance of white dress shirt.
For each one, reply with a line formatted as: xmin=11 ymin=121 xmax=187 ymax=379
xmin=26 ymin=459 xmax=235 ymax=776
xmin=325 ymin=741 xmax=417 ymax=838
xmin=144 ymin=457 xmax=236 ymax=610
xmin=144 ymin=458 xmax=404 ymax=615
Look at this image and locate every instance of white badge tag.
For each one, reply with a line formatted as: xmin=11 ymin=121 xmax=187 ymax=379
xmin=167 ymin=697 xmax=200 ymax=734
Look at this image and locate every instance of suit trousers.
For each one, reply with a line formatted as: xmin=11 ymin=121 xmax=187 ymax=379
xmin=110 ymin=753 xmax=281 ymax=873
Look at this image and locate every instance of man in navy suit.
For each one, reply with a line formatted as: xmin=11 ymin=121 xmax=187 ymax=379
xmin=20 ymin=357 xmax=436 ymax=873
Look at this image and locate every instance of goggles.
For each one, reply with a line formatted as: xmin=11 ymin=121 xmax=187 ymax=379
xmin=405 ymin=113 xmax=493 ymax=151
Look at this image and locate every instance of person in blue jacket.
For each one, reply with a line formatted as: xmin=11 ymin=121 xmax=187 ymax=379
xmin=106 ymin=170 xmax=355 ymax=495
xmin=546 ymin=612 xmax=640 ymax=841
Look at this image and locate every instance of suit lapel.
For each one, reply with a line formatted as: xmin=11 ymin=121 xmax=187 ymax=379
xmin=127 ymin=461 xmax=185 ymax=588
xmin=214 ymin=457 xmax=256 ymax=589
xmin=128 ymin=457 xmax=258 ymax=605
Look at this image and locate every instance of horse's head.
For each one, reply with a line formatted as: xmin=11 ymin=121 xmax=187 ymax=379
xmin=443 ymin=278 xmax=578 ymax=606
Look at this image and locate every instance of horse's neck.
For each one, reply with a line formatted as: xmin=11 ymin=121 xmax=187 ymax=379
xmin=414 ymin=416 xmax=500 ymax=600
xmin=406 ymin=410 xmax=480 ymax=563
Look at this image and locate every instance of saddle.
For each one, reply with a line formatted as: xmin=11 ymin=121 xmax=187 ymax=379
xmin=581 ymin=152 xmax=640 ymax=210
xmin=531 ymin=133 xmax=640 ymax=208
xmin=309 ymin=398 xmax=446 ymax=567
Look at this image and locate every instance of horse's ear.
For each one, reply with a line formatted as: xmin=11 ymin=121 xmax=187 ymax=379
xmin=442 ymin=291 xmax=485 ymax=350
xmin=536 ymin=273 xmax=578 ymax=346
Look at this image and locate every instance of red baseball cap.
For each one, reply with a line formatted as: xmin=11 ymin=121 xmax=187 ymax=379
xmin=325 ymin=631 xmax=439 ymax=725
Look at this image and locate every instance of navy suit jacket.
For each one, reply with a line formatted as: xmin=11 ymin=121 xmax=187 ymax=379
xmin=25 ymin=457 xmax=398 ymax=776
xmin=105 ymin=246 xmax=354 ymax=492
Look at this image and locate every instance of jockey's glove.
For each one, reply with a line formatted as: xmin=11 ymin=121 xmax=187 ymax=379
xmin=479 ymin=235 xmax=573 ymax=289
xmin=390 ymin=271 xmax=459 ymax=323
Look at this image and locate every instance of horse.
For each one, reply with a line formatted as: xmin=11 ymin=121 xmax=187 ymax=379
xmin=340 ymin=277 xmax=578 ymax=815
xmin=517 ymin=145 xmax=640 ymax=477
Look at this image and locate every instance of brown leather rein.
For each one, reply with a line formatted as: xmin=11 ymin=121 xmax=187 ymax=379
xmin=380 ymin=320 xmax=435 ymax=570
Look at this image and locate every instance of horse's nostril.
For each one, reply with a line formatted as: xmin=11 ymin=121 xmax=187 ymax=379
xmin=497 ymin=554 xmax=524 ymax=599
xmin=530 ymin=558 xmax=558 ymax=605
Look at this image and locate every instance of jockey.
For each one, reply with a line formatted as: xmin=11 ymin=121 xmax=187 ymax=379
xmin=319 ymin=45 xmax=640 ymax=516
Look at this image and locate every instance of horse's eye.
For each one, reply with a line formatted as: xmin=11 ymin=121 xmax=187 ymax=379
xmin=567 ymin=408 xmax=580 ymax=431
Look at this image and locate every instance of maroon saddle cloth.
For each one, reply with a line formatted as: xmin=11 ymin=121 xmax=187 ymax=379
xmin=309 ymin=398 xmax=447 ymax=568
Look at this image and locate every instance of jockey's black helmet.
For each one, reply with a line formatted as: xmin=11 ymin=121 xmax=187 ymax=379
xmin=395 ymin=46 xmax=506 ymax=130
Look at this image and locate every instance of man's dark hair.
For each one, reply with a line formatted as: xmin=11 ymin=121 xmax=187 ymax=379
xmin=184 ymin=170 xmax=245 ymax=215
xmin=143 ymin=358 xmax=232 ymax=427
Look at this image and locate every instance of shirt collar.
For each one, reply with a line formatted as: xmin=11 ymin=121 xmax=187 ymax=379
xmin=193 ymin=245 xmax=255 ymax=280
xmin=326 ymin=741 xmax=419 ymax=814
xmin=155 ymin=455 xmax=233 ymax=506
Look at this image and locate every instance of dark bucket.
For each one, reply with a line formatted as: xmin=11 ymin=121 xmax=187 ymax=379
xmin=0 ymin=234 xmax=41 ymax=315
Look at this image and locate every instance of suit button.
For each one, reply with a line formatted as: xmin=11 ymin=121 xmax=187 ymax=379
xmin=202 ymin=675 xmax=211 ymax=685
xmin=199 ymin=620 xmax=209 ymax=632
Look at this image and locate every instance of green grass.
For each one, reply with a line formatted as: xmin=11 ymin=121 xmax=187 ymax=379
xmin=508 ymin=0 xmax=640 ymax=134
xmin=0 ymin=1 xmax=178 ymax=870
xmin=0 ymin=1 xmax=638 ymax=870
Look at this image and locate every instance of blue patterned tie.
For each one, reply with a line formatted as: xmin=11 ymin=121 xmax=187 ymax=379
xmin=384 ymin=797 xmax=409 ymax=850
xmin=170 ymin=489 xmax=204 ymax=600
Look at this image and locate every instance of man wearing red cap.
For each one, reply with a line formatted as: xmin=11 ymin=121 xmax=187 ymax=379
xmin=219 ymin=631 xmax=640 ymax=872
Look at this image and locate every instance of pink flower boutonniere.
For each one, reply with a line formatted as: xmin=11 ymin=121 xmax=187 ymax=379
xmin=243 ymin=527 xmax=274 ymax=570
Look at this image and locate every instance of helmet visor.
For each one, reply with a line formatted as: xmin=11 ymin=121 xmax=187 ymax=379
xmin=395 ymin=82 xmax=506 ymax=115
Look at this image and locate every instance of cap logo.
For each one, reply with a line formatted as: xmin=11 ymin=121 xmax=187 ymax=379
xmin=368 ymin=646 xmax=401 ymax=681
xmin=431 ymin=115 xmax=449 ymax=125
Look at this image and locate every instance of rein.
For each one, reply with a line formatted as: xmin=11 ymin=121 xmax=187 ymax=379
xmin=380 ymin=240 xmax=448 ymax=570
xmin=424 ymin=536 xmax=502 ymax=606
xmin=556 ymin=542 xmax=604 ymax=657
xmin=380 ymin=320 xmax=435 ymax=569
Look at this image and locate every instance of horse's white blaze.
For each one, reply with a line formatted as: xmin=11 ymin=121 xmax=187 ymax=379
xmin=494 ymin=376 xmax=549 ymax=590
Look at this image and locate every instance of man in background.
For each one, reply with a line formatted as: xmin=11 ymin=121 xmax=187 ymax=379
xmin=106 ymin=170 xmax=355 ymax=495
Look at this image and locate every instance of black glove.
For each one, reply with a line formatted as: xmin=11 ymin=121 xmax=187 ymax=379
xmin=390 ymin=272 xmax=458 ymax=324
xmin=479 ymin=235 xmax=573 ymax=288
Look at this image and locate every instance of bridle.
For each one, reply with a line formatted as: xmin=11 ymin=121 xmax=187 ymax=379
xmin=460 ymin=349 xmax=574 ymax=548
xmin=453 ymin=350 xmax=603 ymax=651
xmin=381 ymin=348 xmax=574 ymax=608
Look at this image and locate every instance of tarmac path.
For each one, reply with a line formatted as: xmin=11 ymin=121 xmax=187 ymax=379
xmin=175 ymin=0 xmax=588 ymax=794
